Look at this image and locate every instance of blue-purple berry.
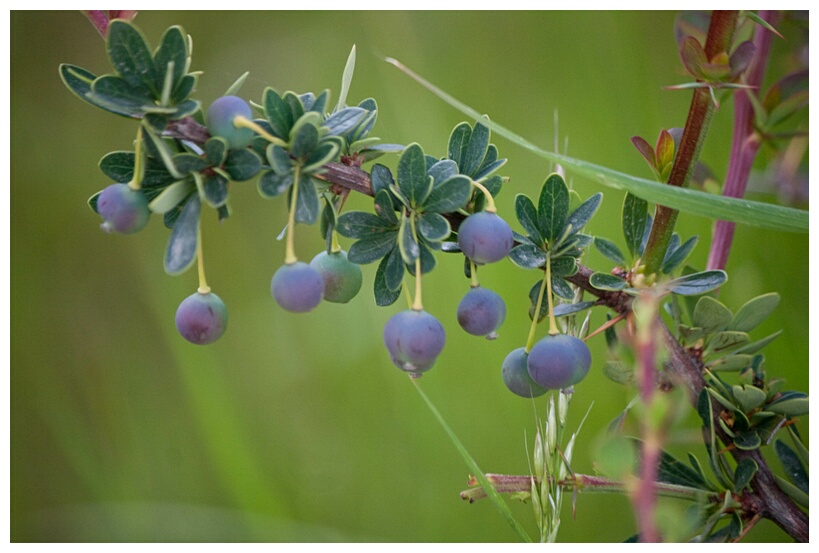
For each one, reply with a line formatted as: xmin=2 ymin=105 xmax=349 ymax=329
xmin=271 ymin=261 xmax=325 ymax=313
xmin=457 ymin=286 xmax=506 ymax=339
xmin=527 ymin=333 xmax=591 ymax=390
xmin=309 ymin=250 xmax=363 ymax=304
xmin=457 ymin=211 xmax=513 ymax=265
xmin=502 ymin=347 xmax=548 ymax=398
xmin=383 ymin=309 xmax=446 ymax=376
xmin=96 ymin=183 xmax=150 ymax=234
xmin=175 ymin=291 xmax=228 ymax=345
xmin=206 ymin=95 xmax=254 ymax=149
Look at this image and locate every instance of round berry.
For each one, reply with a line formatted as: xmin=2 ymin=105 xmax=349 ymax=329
xmin=457 ymin=286 xmax=506 ymax=339
xmin=96 ymin=183 xmax=150 ymax=234
xmin=175 ymin=291 xmax=228 ymax=345
xmin=309 ymin=250 xmax=363 ymax=303
xmin=502 ymin=347 xmax=548 ymax=398
xmin=457 ymin=211 xmax=513 ymax=265
xmin=206 ymin=95 xmax=254 ymax=149
xmin=383 ymin=310 xmax=446 ymax=375
xmin=271 ymin=262 xmax=325 ymax=313
xmin=527 ymin=334 xmax=591 ymax=390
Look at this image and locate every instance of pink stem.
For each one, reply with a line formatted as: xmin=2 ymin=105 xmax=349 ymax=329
xmin=707 ymin=11 xmax=779 ymax=271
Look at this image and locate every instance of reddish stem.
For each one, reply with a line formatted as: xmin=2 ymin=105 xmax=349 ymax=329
xmin=707 ymin=11 xmax=779 ymax=271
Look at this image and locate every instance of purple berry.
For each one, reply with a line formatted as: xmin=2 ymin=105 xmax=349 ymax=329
xmin=502 ymin=347 xmax=547 ymax=398
xmin=96 ymin=183 xmax=150 ymax=234
xmin=309 ymin=250 xmax=363 ymax=303
xmin=271 ymin=262 xmax=325 ymax=313
xmin=457 ymin=211 xmax=513 ymax=265
xmin=457 ymin=286 xmax=506 ymax=339
xmin=175 ymin=291 xmax=228 ymax=345
xmin=527 ymin=334 xmax=591 ymax=390
xmin=206 ymin=95 xmax=254 ymax=149
xmin=383 ymin=310 xmax=446 ymax=375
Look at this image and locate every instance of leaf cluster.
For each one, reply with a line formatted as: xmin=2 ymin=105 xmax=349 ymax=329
xmin=60 ymin=20 xmax=199 ymax=128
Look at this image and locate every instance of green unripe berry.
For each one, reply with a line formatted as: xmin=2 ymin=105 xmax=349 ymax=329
xmin=309 ymin=250 xmax=363 ymax=303
xmin=206 ymin=95 xmax=254 ymax=149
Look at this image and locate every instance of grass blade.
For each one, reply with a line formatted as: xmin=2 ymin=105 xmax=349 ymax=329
xmin=412 ymin=379 xmax=532 ymax=542
xmin=384 ymin=57 xmax=807 ymax=234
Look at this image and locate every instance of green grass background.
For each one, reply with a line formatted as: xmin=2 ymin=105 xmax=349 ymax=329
xmin=10 ymin=11 xmax=808 ymax=542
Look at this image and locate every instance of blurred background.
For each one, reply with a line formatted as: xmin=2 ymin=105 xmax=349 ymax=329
xmin=10 ymin=11 xmax=808 ymax=542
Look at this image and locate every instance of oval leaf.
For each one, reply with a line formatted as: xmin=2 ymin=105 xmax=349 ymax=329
xmin=729 ymin=292 xmax=780 ymax=333
xmin=667 ymin=270 xmax=727 ymax=296
xmin=538 ymin=173 xmax=570 ymax=243
xmin=589 ymin=272 xmax=629 ymax=291
xmin=164 ymin=194 xmax=200 ymax=275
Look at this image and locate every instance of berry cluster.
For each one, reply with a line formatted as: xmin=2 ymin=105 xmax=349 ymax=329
xmin=66 ymin=23 xmax=597 ymax=395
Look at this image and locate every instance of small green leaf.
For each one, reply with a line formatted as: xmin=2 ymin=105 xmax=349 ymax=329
xmin=398 ymin=214 xmax=420 ymax=265
xmin=589 ymin=272 xmax=629 ymax=291
xmin=336 ymin=44 xmax=356 ymax=110
xmin=337 ymin=211 xmax=396 ymax=239
xmin=224 ymin=148 xmax=262 ymax=181
xmin=593 ymin=237 xmax=626 ymax=266
xmin=565 ymin=192 xmax=602 ymax=234
xmin=729 ymin=292 xmax=780 ymax=333
xmin=371 ymin=164 xmax=395 ymax=196
xmin=148 ymin=180 xmax=194 ymax=214
xmin=554 ymin=301 xmax=595 ymax=318
xmin=508 ymin=244 xmax=547 ymax=269
xmin=733 ymin=430 xmax=761 ymax=451
xmin=706 ymin=331 xmax=750 ymax=356
xmin=461 ymin=118 xmax=490 ymax=176
xmin=515 ymin=194 xmax=544 ymax=246
xmin=202 ymin=173 xmax=229 ymax=208
xmin=423 ymin=175 xmax=471 ymax=214
xmin=107 ymin=20 xmax=158 ymax=95
xmin=427 ymin=159 xmax=458 ymax=184
xmin=263 ymin=88 xmax=293 ymax=139
xmin=291 ymin=176 xmax=320 ymax=224
xmin=551 ymin=275 xmax=574 ymax=300
xmin=417 ymin=212 xmax=451 ymax=242
xmin=374 ymin=250 xmax=402 ymax=306
xmin=447 ymin=122 xmax=471 ymax=168
xmin=267 ymin=144 xmax=293 ymax=175
xmin=258 ymin=170 xmax=293 ymax=198
xmin=303 ymin=141 xmax=341 ymax=174
xmin=323 ymin=107 xmax=367 ymax=137
xmin=655 ymin=448 xmax=710 ymax=490
xmin=282 ymin=91 xmax=305 ymax=123
xmin=766 ymin=392 xmax=809 ymax=417
xmin=538 ymin=174 xmax=570 ymax=243
xmin=707 ymin=354 xmax=752 ymax=372
xmin=667 ymin=270 xmax=727 ymax=296
xmin=348 ymin=232 xmax=399 ymax=264
xmin=692 ymin=296 xmax=733 ymax=334
xmin=733 ymin=458 xmax=758 ymax=493
xmin=731 ymin=385 xmax=767 ymax=413
xmin=173 ymin=152 xmax=209 ymax=175
xmin=152 ymin=25 xmax=187 ymax=98
xmin=373 ymin=190 xmax=399 ymax=226
xmin=290 ymin=119 xmax=320 ymax=159
xmin=662 ymin=236 xmax=698 ymax=274
xmin=622 ymin=192 xmax=648 ymax=259
xmin=551 ymin=255 xmax=578 ymax=277
xmin=164 ymin=194 xmax=200 ymax=275
xmin=774 ymin=440 xmax=808 ymax=494
xmin=204 ymin=137 xmax=228 ymax=167
xmin=733 ymin=330 xmax=782 ymax=355
xmin=774 ymin=476 xmax=809 ymax=509
xmin=397 ymin=143 xmax=432 ymax=207
xmin=382 ymin=246 xmax=405 ymax=291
